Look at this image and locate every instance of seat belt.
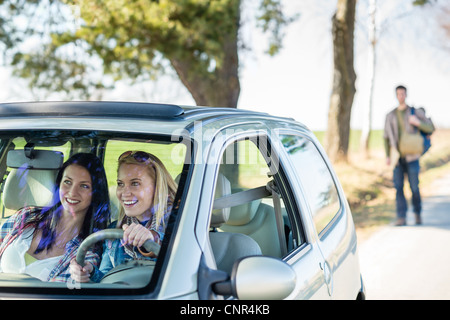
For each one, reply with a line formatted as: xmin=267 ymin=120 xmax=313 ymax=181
xmin=213 ymin=186 xmax=270 ymax=210
xmin=212 ymin=180 xmax=288 ymax=257
xmin=266 ymin=180 xmax=288 ymax=257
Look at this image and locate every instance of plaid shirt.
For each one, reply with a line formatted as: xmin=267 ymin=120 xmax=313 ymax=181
xmin=0 ymin=207 xmax=100 ymax=283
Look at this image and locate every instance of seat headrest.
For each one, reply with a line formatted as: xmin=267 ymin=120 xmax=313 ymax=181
xmin=3 ymin=148 xmax=62 ymax=212
xmin=210 ymin=174 xmax=231 ymax=228
xmin=3 ymin=168 xmax=57 ymax=210
xmin=227 ymin=198 xmax=262 ymax=226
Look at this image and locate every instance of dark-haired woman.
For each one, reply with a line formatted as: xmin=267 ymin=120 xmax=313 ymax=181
xmin=0 ymin=153 xmax=111 ymax=282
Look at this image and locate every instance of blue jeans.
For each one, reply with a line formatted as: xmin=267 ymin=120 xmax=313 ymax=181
xmin=393 ymin=158 xmax=421 ymax=219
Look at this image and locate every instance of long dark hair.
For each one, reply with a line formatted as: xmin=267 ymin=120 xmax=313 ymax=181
xmin=32 ymin=153 xmax=111 ymax=254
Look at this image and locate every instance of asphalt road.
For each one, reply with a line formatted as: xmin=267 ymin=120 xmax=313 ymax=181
xmin=358 ymin=172 xmax=450 ymax=300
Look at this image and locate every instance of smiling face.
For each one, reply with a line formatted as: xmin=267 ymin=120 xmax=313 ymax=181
xmin=59 ymin=164 xmax=93 ymax=217
xmin=116 ymin=163 xmax=156 ymax=222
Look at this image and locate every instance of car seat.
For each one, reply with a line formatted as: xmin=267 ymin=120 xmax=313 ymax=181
xmin=219 ymin=196 xmax=283 ymax=258
xmin=209 ymin=174 xmax=262 ymax=274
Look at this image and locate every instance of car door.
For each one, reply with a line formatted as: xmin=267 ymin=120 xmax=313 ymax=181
xmin=275 ymin=129 xmax=361 ymax=299
xmin=203 ymin=123 xmax=331 ymax=299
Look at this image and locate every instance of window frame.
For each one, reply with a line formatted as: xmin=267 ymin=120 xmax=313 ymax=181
xmin=0 ymin=129 xmax=194 ymax=298
xmin=208 ymin=129 xmax=308 ymax=260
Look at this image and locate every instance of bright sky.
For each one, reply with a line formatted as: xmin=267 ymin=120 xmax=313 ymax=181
xmin=237 ymin=0 xmax=450 ymax=131
xmin=1 ymin=0 xmax=449 ymax=131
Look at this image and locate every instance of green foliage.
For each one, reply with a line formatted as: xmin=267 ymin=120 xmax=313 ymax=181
xmin=0 ymin=0 xmax=294 ymax=101
xmin=256 ymin=0 xmax=298 ymax=55
xmin=66 ymin=0 xmax=239 ymax=76
xmin=11 ymin=44 xmax=108 ymax=99
xmin=412 ymin=0 xmax=435 ymax=5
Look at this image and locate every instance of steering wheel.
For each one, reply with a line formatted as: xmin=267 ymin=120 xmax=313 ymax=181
xmin=75 ymin=229 xmax=161 ymax=267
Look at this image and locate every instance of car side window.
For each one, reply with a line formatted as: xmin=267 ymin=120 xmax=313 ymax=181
xmin=280 ymin=134 xmax=340 ymax=236
xmin=210 ymin=137 xmax=303 ymax=270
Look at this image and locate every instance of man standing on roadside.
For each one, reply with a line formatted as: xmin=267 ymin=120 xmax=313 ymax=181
xmin=384 ymin=85 xmax=434 ymax=226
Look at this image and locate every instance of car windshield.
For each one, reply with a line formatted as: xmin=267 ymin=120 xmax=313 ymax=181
xmin=0 ymin=129 xmax=190 ymax=295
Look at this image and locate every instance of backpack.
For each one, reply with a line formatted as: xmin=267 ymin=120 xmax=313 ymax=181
xmin=411 ymin=106 xmax=433 ymax=155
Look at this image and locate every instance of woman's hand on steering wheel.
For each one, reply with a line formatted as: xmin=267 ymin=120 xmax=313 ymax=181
xmin=69 ymin=259 xmax=93 ymax=283
xmin=122 ymin=223 xmax=154 ymax=248
xmin=74 ymin=229 xmax=161 ymax=275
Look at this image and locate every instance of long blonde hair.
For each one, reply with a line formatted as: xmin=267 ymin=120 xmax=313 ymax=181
xmin=116 ymin=151 xmax=177 ymax=230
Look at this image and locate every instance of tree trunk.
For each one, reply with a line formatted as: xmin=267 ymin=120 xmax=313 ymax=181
xmin=170 ymin=34 xmax=240 ymax=109
xmin=325 ymin=0 xmax=357 ymax=163
xmin=359 ymin=0 xmax=377 ymax=158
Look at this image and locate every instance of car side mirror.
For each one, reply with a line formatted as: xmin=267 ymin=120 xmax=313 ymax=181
xmin=213 ymin=256 xmax=296 ymax=300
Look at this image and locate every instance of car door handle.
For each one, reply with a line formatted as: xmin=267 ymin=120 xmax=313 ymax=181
xmin=320 ymin=262 xmax=333 ymax=296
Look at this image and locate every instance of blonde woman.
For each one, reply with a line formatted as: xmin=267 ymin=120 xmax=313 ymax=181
xmin=70 ymin=151 xmax=177 ymax=283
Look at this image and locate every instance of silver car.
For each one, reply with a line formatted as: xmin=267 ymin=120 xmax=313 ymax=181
xmin=0 ymin=101 xmax=365 ymax=300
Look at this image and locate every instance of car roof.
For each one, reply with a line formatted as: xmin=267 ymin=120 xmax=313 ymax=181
xmin=0 ymin=101 xmax=290 ymax=119
xmin=0 ymin=101 xmax=184 ymax=119
xmin=0 ymin=101 xmax=307 ymax=134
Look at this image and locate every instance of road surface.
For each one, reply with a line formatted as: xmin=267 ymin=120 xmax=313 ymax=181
xmin=358 ymin=172 xmax=450 ymax=299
